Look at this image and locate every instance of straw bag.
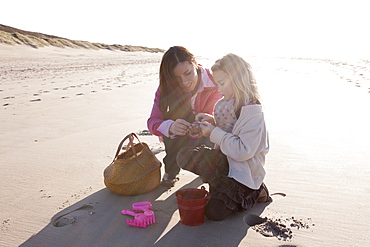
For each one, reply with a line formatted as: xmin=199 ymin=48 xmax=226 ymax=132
xmin=104 ymin=133 xmax=162 ymax=196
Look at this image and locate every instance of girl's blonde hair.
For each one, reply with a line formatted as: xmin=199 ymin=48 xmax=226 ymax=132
xmin=211 ymin=53 xmax=261 ymax=112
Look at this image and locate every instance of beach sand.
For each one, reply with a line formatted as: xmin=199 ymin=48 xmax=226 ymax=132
xmin=1 ymin=44 xmax=369 ymax=247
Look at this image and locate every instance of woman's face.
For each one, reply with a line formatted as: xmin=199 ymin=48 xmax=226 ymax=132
xmin=213 ymin=70 xmax=234 ymax=100
xmin=173 ymin=61 xmax=198 ymax=92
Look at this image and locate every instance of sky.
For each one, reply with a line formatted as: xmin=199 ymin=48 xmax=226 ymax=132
xmin=2 ymin=0 xmax=370 ymax=59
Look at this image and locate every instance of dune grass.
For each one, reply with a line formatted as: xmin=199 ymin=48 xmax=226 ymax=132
xmin=0 ymin=25 xmax=164 ymax=53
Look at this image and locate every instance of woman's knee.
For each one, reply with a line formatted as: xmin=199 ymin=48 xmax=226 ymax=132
xmin=176 ymin=147 xmax=192 ymax=169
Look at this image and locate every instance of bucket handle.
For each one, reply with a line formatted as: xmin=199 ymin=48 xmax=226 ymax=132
xmin=201 ymin=186 xmax=210 ymax=200
xmin=177 ymin=186 xmax=210 ymax=200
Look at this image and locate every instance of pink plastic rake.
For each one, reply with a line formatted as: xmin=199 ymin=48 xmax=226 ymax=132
xmin=121 ymin=201 xmax=156 ymax=228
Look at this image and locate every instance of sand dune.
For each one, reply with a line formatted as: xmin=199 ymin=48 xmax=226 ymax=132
xmin=0 ymin=24 xmax=164 ymax=52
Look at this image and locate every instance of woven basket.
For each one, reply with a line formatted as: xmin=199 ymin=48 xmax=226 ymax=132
xmin=104 ymin=133 xmax=162 ymax=196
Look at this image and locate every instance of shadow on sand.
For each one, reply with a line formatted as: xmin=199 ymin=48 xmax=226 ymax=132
xmin=21 ymin=177 xmax=270 ymax=247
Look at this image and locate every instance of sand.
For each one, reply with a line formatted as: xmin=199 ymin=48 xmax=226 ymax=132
xmin=1 ymin=44 xmax=369 ymax=247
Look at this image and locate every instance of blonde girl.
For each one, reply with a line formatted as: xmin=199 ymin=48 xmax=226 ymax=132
xmin=177 ymin=53 xmax=270 ymax=221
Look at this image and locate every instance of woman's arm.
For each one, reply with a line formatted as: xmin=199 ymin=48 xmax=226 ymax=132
xmin=147 ymin=87 xmax=167 ymax=136
xmin=147 ymin=87 xmax=190 ymax=137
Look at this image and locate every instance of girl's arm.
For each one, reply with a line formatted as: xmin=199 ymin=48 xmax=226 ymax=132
xmin=195 ymin=113 xmax=216 ymax=126
xmin=210 ymin=111 xmax=266 ymax=161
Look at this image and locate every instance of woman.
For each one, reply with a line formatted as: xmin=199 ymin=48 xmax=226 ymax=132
xmin=147 ymin=46 xmax=222 ymax=186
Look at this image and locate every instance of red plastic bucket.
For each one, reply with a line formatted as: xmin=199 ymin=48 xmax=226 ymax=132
xmin=176 ymin=186 xmax=210 ymax=226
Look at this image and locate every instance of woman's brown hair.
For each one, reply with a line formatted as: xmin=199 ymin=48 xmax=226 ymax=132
xmin=159 ymin=46 xmax=199 ymax=122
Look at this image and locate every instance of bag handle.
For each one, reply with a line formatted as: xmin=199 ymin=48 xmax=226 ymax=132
xmin=112 ymin=133 xmax=146 ymax=167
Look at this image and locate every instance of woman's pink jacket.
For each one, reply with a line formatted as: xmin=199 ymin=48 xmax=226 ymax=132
xmin=147 ymin=67 xmax=222 ymax=137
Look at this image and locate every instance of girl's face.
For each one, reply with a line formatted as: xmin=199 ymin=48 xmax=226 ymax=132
xmin=213 ymin=70 xmax=234 ymax=100
xmin=173 ymin=61 xmax=198 ymax=92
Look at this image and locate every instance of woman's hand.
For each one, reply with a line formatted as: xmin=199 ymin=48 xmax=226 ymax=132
xmin=199 ymin=121 xmax=215 ymax=137
xmin=169 ymin=119 xmax=191 ymax=136
xmin=195 ymin=113 xmax=215 ymax=126
xmin=188 ymin=122 xmax=201 ymax=135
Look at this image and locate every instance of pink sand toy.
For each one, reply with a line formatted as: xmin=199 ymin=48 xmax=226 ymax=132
xmin=132 ymin=201 xmax=152 ymax=211
xmin=121 ymin=201 xmax=156 ymax=228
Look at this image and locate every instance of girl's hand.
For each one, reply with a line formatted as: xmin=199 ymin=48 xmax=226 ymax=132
xmin=199 ymin=121 xmax=215 ymax=137
xmin=169 ymin=119 xmax=191 ymax=136
xmin=195 ymin=113 xmax=215 ymax=126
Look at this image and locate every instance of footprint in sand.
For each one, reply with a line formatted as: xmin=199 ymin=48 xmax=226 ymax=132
xmin=244 ymin=214 xmax=292 ymax=240
xmin=1 ymin=218 xmax=11 ymax=231
xmin=137 ymin=130 xmax=152 ymax=136
xmin=244 ymin=214 xmax=267 ymax=227
xmin=52 ymin=204 xmax=94 ymax=227
xmin=30 ymin=98 xmax=41 ymax=102
xmin=150 ymin=144 xmax=165 ymax=155
xmin=245 ymin=214 xmax=312 ymax=241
